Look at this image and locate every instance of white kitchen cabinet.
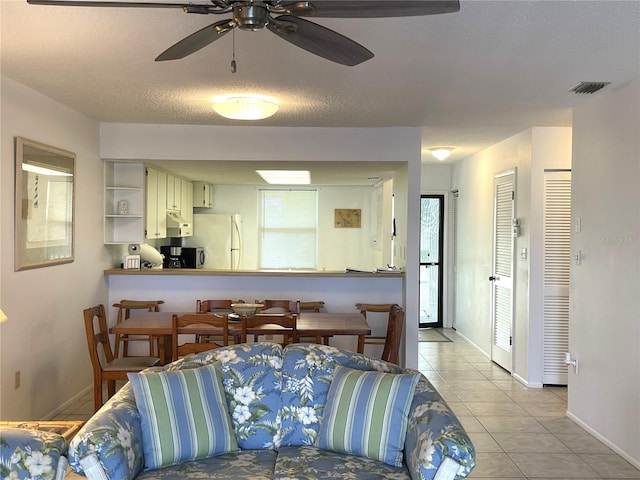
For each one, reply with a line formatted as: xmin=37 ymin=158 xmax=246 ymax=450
xmin=104 ymin=161 xmax=145 ymax=244
xmin=181 ymin=178 xmax=194 ymax=225
xmin=193 ymin=181 xmax=214 ymax=208
xmin=146 ymin=167 xmax=167 ymax=239
xmin=166 ymin=173 xmax=181 ymax=211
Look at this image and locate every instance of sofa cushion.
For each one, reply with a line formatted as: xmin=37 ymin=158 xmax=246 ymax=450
xmin=0 ymin=427 xmax=68 ymax=480
xmin=166 ymin=343 xmax=284 ymax=450
xmin=280 ymin=344 xmax=405 ymax=447
xmin=134 ymin=449 xmax=278 ymax=480
xmin=317 ymin=365 xmax=420 ymax=467
xmin=128 ymin=363 xmax=239 ymax=470
xmin=274 ymin=445 xmax=411 ymax=480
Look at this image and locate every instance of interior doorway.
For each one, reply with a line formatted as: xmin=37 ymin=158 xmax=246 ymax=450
xmin=490 ymin=170 xmax=516 ymax=372
xmin=419 ymin=195 xmax=444 ymax=327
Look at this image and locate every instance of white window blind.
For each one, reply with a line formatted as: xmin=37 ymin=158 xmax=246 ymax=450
xmin=259 ymin=189 xmax=317 ymax=269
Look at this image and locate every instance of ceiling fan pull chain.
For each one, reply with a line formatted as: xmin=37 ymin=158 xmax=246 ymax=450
xmin=230 ymin=28 xmax=237 ymax=73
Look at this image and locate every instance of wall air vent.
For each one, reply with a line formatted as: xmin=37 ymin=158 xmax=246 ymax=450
xmin=568 ymin=82 xmax=611 ymax=94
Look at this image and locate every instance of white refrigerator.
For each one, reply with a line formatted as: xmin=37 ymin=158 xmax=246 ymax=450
xmin=186 ymin=214 xmax=242 ymax=269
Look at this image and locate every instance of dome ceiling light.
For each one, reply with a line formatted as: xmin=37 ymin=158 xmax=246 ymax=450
xmin=213 ymin=95 xmax=279 ymax=120
xmin=428 ymin=147 xmax=455 ymax=161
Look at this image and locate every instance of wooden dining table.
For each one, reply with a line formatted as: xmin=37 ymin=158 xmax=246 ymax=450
xmin=110 ymin=311 xmax=371 ymax=364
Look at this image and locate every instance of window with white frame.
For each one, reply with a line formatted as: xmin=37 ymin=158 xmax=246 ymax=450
xmin=259 ymin=189 xmax=318 ymax=269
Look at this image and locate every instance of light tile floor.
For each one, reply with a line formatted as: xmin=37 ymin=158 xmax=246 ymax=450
xmin=54 ymin=331 xmax=640 ymax=479
xmin=419 ymin=328 xmax=640 ymax=479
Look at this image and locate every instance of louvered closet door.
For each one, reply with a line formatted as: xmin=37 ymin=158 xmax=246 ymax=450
xmin=451 ymin=191 xmax=459 ymax=329
xmin=543 ymin=170 xmax=572 ymax=385
xmin=491 ymin=171 xmax=515 ymax=372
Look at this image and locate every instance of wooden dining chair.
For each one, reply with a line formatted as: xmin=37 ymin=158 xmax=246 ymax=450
xmin=355 ymin=303 xmax=404 ymax=364
xmin=355 ymin=303 xmax=395 ymax=319
xmin=241 ymin=312 xmax=298 ymax=346
xmin=172 ymin=313 xmax=230 ymax=361
xmin=196 ymin=299 xmax=244 ymax=314
xmin=257 ymin=300 xmax=327 ymax=344
xmin=83 ymin=304 xmax=159 ymax=412
xmin=196 ymin=299 xmax=244 ymax=343
xmin=256 ymin=299 xmax=295 ymax=312
xmin=112 ymin=299 xmax=164 ymax=357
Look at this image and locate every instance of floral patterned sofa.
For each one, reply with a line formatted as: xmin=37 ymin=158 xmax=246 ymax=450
xmin=67 ymin=343 xmax=475 ymax=480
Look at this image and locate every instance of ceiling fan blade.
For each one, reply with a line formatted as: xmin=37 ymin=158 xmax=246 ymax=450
xmin=155 ymin=18 xmax=235 ymax=61
xmin=27 ymin=0 xmax=190 ymax=8
xmin=267 ymin=15 xmax=373 ymax=66
xmin=290 ymin=0 xmax=460 ymax=18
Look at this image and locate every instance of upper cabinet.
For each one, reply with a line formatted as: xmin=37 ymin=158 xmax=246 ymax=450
xmin=104 ymin=161 xmax=145 ymax=244
xmin=181 ymin=178 xmax=194 ymax=224
xmin=193 ymin=181 xmax=214 ymax=208
xmin=146 ymin=167 xmax=167 ymax=240
xmin=166 ymin=173 xmax=181 ymax=211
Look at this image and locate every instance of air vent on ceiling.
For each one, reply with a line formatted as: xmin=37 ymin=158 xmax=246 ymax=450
xmin=568 ymin=82 xmax=611 ymax=94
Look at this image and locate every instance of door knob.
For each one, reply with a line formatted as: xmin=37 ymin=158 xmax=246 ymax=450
xmin=489 ymin=275 xmax=498 ymax=281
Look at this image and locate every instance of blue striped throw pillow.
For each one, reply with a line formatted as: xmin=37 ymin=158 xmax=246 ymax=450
xmin=317 ymin=365 xmax=420 ymax=467
xmin=128 ymin=364 xmax=239 ymax=470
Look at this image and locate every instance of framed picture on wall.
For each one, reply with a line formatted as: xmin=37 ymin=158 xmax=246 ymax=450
xmin=334 ymin=208 xmax=361 ymax=228
xmin=14 ymin=137 xmax=75 ymax=271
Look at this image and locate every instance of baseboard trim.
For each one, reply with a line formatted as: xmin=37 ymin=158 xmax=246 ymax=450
xmin=511 ymin=372 xmax=543 ymax=389
xmin=566 ymin=410 xmax=640 ymax=471
xmin=452 ymin=330 xmax=490 ymax=359
xmin=42 ymin=384 xmax=92 ymax=420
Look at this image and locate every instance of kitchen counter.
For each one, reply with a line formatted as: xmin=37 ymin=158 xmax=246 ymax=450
xmin=104 ymin=268 xmax=404 ymax=278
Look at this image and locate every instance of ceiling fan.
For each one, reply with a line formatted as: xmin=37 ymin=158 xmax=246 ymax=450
xmin=26 ymin=0 xmax=460 ymax=66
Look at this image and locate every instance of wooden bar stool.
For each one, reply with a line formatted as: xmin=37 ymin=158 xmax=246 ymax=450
xmin=112 ymin=299 xmax=164 ymax=357
xmin=84 ymin=304 xmax=159 ymax=412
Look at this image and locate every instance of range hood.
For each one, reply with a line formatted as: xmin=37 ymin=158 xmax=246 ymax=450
xmin=166 ymin=211 xmax=192 ymax=237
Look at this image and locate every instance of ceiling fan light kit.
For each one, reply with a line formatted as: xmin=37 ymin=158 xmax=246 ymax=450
xmin=213 ymin=95 xmax=279 ymax=120
xmin=27 ymin=0 xmax=460 ymax=65
xmin=429 ymin=147 xmax=455 ymax=161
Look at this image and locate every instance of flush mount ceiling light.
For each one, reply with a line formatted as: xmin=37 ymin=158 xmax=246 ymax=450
xmin=256 ymin=170 xmax=311 ymax=185
xmin=428 ymin=147 xmax=455 ymax=161
xmin=213 ymin=95 xmax=278 ymax=120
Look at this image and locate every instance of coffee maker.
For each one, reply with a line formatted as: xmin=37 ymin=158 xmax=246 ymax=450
xmin=160 ymin=246 xmax=185 ymax=269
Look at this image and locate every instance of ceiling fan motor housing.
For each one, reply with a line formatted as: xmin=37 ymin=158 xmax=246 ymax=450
xmin=235 ymin=4 xmax=269 ymax=30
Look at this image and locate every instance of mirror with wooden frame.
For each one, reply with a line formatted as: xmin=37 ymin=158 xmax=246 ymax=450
xmin=14 ymin=137 xmax=75 ymax=271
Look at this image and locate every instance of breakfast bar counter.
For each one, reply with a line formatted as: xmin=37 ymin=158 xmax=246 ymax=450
xmin=104 ymin=268 xmax=404 ymax=278
xmin=104 ymin=268 xmax=404 ymax=354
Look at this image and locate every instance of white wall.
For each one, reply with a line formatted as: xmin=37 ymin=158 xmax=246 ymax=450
xmin=568 ymin=77 xmax=640 ymax=466
xmin=0 ymin=76 xmax=108 ymax=419
xmin=420 ymin=164 xmax=452 ymax=191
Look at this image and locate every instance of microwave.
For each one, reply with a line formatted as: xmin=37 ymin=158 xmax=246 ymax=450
xmin=181 ymin=247 xmax=205 ymax=269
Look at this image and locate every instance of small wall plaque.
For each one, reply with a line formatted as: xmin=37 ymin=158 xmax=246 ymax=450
xmin=334 ymin=208 xmax=361 ymax=228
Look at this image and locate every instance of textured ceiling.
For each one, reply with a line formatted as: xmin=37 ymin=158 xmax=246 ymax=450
xmin=1 ymin=0 xmax=639 ymax=168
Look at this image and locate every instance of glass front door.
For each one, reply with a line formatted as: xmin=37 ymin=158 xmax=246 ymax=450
xmin=419 ymin=195 xmax=444 ymax=327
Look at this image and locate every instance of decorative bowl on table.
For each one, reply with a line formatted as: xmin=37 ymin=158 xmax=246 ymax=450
xmin=231 ymin=303 xmax=264 ymax=317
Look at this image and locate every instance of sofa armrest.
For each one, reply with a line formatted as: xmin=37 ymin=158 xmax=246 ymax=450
xmin=0 ymin=426 xmax=69 ymax=480
xmin=67 ymin=383 xmax=145 ymax=480
xmin=404 ymin=375 xmax=476 ymax=480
